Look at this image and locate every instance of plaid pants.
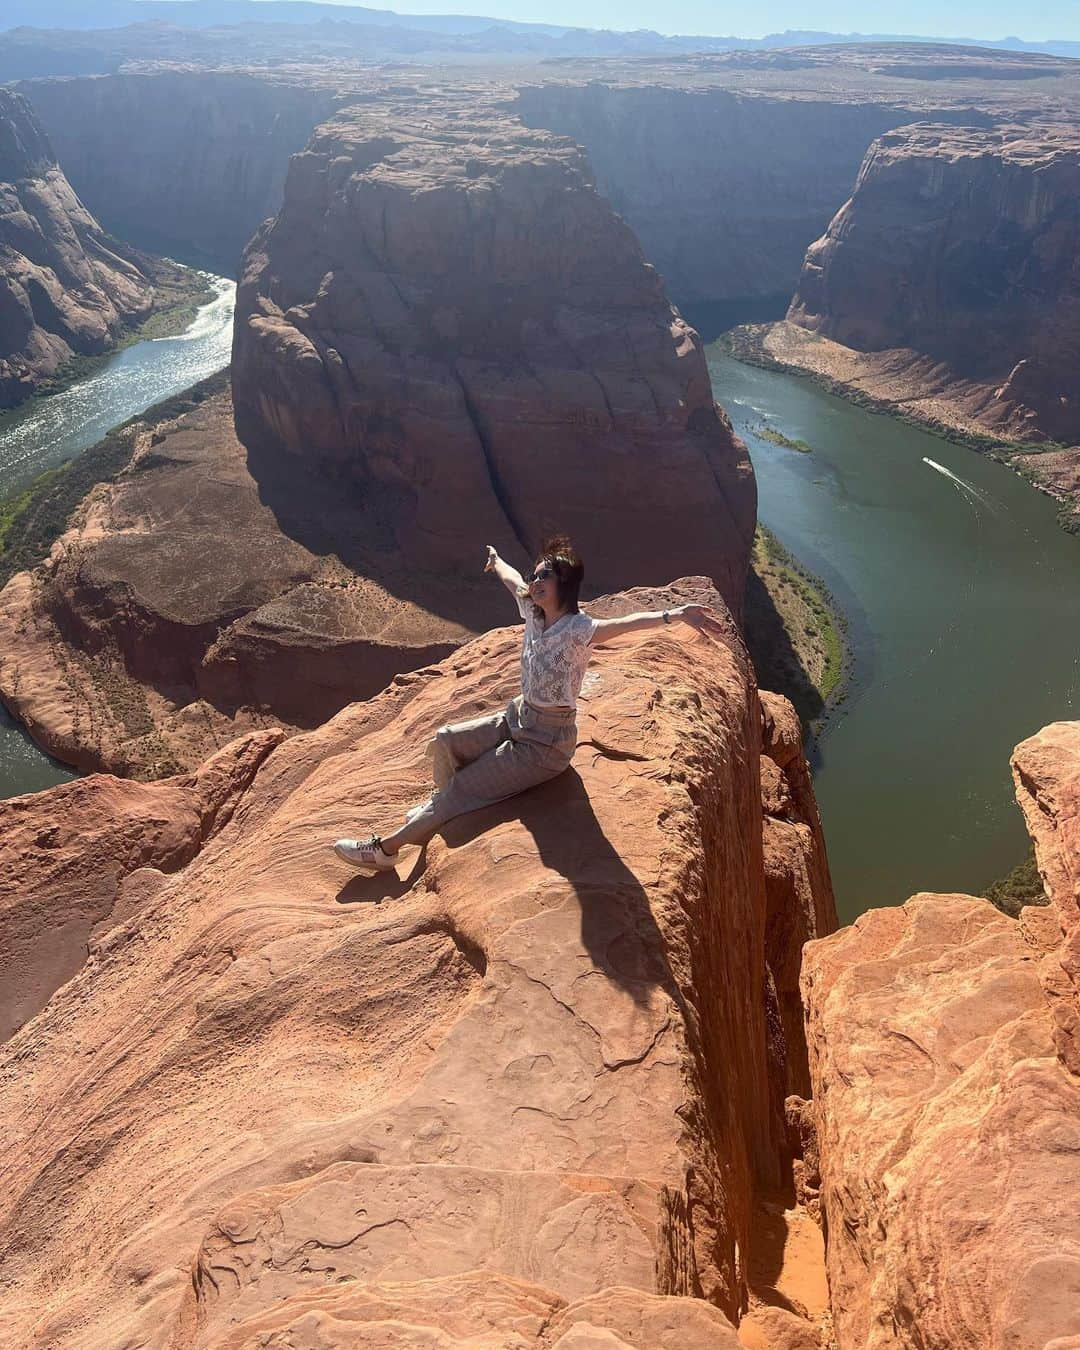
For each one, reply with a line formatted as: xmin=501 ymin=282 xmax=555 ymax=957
xmin=393 ymin=694 xmax=576 ymax=845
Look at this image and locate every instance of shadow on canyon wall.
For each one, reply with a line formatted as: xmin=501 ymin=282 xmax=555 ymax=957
xmin=241 ymin=437 xmax=509 ymax=634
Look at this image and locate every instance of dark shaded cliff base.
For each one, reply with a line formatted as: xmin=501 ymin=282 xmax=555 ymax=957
xmin=729 ymin=322 xmax=1080 ymax=533
xmin=982 ymin=844 xmax=1049 ymax=919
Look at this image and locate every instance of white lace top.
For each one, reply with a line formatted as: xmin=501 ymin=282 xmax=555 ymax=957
xmin=516 ymin=593 xmax=598 ymax=709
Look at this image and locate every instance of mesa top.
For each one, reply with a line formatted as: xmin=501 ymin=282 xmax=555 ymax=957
xmin=516 ymin=594 xmax=598 ymax=709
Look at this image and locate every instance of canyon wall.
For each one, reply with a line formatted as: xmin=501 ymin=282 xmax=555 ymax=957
xmin=232 ymin=95 xmax=756 ymax=606
xmin=801 ymin=721 xmax=1080 ymax=1348
xmin=18 ymin=71 xmax=341 ymax=270
xmin=0 ymin=97 xmax=756 ymax=781
xmin=16 ymin=57 xmax=1058 ymax=319
xmin=0 ymin=582 xmax=837 ymax=1347
xmin=515 ymin=83 xmax=928 ymax=305
xmin=0 ymin=87 xmax=154 ymax=406
xmin=0 ymin=378 xmax=486 ymax=778
xmin=784 ymin=122 xmax=1080 ymax=449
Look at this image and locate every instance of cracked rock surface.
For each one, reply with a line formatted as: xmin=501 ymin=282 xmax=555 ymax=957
xmin=801 ymin=721 xmax=1080 ymax=1349
xmin=0 ymin=578 xmax=833 ymax=1347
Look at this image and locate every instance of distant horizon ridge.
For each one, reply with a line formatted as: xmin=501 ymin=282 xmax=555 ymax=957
xmin=1 ymin=0 xmax=1078 ymax=54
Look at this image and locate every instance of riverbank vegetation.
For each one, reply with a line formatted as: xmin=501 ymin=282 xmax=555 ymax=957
xmin=0 ymin=372 xmax=227 ymax=590
xmin=752 ymin=422 xmax=812 ymax=453
xmin=982 ymin=846 xmax=1048 ymax=918
xmin=743 ymin=523 xmax=848 ymax=731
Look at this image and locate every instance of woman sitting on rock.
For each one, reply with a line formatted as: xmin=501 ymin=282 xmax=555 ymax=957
xmin=333 ymin=535 xmax=723 ymax=872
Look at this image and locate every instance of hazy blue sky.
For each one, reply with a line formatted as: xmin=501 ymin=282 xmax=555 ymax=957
xmin=305 ymin=0 xmax=1080 ymax=40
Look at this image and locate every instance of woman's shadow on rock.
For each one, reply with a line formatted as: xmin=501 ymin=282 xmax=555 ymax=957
xmin=439 ymin=768 xmax=685 ymax=1012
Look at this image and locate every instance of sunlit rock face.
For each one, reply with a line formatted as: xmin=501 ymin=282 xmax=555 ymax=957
xmin=0 ymin=580 xmax=835 ymax=1346
xmin=788 ymin=122 xmax=1080 ymax=446
xmin=0 ymin=87 xmax=153 ymax=406
xmin=802 ymin=721 xmax=1080 ymax=1350
xmin=232 ymin=95 xmax=756 ymax=613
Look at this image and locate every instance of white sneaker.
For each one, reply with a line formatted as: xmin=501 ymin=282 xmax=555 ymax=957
xmin=333 ymin=836 xmax=398 ymax=872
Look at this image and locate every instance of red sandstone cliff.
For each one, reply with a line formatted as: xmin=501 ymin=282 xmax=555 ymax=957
xmin=232 ymin=96 xmax=755 ymax=611
xmin=0 ymin=87 xmax=154 ymax=406
xmin=776 ymin=122 xmax=1080 ymax=521
xmin=0 ymin=581 xmax=835 ymax=1347
xmin=801 ymin=721 xmax=1080 ymax=1348
xmin=0 ymin=91 xmax=757 ymax=780
xmin=0 ymin=378 xmax=501 ymax=778
xmin=789 ymin=122 xmax=1080 ymax=434
xmin=514 ymin=83 xmax=936 ymax=307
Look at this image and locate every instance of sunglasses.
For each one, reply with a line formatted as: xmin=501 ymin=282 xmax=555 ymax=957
xmin=529 ymin=565 xmax=554 ymax=583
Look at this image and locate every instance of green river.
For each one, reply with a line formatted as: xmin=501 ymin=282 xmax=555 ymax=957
xmin=1 ymin=292 xmax=1076 ymax=925
xmin=705 ymin=345 xmax=1079 ymax=923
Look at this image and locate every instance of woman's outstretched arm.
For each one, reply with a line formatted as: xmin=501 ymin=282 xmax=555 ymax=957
xmin=591 ymin=604 xmax=726 ymax=643
xmin=484 ymin=545 xmax=527 ymax=599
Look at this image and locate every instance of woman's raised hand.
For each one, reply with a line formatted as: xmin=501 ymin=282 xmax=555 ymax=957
xmin=678 ymin=603 xmax=726 ymax=636
xmin=484 ymin=545 xmax=497 ymax=573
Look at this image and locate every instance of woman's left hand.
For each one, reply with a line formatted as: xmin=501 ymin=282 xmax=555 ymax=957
xmin=677 ymin=604 xmax=727 ymax=635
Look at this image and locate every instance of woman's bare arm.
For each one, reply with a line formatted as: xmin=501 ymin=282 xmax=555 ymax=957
xmin=484 ymin=545 xmax=527 ymax=599
xmin=591 ymin=604 xmax=726 ymax=643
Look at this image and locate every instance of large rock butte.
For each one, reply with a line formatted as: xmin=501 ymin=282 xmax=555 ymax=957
xmin=0 ymin=580 xmax=836 ymax=1347
xmin=0 ymin=87 xmax=154 ymax=406
xmin=801 ymin=720 xmax=1080 ymax=1348
xmin=232 ymin=95 xmax=755 ymax=608
xmin=0 ymin=88 xmax=758 ymax=780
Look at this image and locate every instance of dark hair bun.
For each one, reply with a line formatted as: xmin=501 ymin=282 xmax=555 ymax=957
xmin=536 ymin=534 xmax=584 ymax=610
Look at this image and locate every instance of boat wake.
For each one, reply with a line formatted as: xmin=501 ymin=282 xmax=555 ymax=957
xmin=921 ymin=456 xmax=1000 ymax=514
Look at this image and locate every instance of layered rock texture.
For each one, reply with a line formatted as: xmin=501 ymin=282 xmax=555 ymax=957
xmin=0 ymin=377 xmax=490 ymax=778
xmin=0 ymin=91 xmax=757 ymax=778
xmin=17 ymin=46 xmax=1080 ymax=306
xmin=778 ymin=122 xmax=1080 ymax=523
xmin=515 ymin=83 xmax=931 ymax=306
xmin=0 ymin=87 xmax=154 ymax=406
xmin=801 ymin=721 xmax=1080 ymax=1348
xmin=232 ymin=97 xmax=755 ymax=605
xmin=514 ymin=47 xmax=1080 ymax=305
xmin=19 ymin=72 xmax=341 ymax=269
xmin=0 ymin=581 xmax=836 ymax=1347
